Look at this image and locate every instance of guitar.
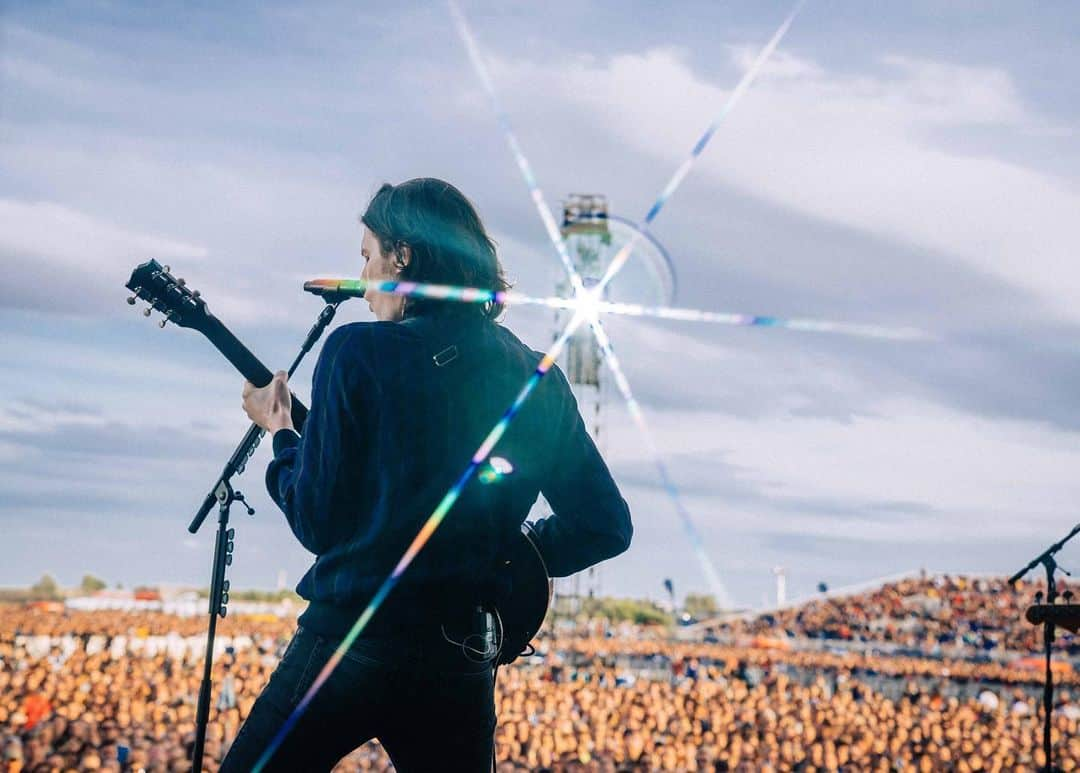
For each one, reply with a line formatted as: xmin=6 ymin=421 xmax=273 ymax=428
xmin=493 ymin=521 xmax=552 ymax=664
xmin=124 ymin=259 xmax=550 ymax=664
xmin=125 ymin=259 xmax=309 ymax=430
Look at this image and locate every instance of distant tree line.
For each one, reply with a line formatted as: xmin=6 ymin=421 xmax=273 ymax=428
xmin=577 ymin=596 xmax=672 ymax=625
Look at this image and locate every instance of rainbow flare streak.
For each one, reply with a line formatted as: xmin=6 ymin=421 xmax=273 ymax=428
xmin=445 ymin=0 xmax=811 ymax=612
xmin=581 ymin=310 xmax=734 ymax=606
xmin=305 ymin=278 xmax=927 ymax=341
xmin=447 ymin=0 xmax=587 ymax=298
xmin=448 ymin=0 xmax=810 ymax=607
xmin=250 ymin=309 xmax=590 ymax=773
xmin=585 ymin=299 xmax=927 ymax=341
xmin=595 ymin=0 xmax=807 ymax=296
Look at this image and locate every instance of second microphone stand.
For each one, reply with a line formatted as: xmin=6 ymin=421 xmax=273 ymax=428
xmin=1009 ymin=521 xmax=1080 ymax=773
xmin=189 ymin=300 xmax=341 ymax=773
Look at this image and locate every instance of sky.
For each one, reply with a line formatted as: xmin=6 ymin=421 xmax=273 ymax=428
xmin=2 ymin=0 xmax=1080 ymax=608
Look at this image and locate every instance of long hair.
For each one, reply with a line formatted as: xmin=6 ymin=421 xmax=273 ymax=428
xmin=360 ymin=178 xmax=510 ymax=320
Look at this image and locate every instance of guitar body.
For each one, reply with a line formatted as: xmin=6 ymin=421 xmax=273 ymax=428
xmin=494 ymin=523 xmax=552 ymax=665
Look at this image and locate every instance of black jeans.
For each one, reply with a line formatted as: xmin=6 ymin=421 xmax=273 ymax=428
xmin=220 ymin=626 xmax=496 ymax=772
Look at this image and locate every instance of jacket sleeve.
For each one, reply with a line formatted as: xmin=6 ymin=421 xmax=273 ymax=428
xmin=265 ymin=326 xmax=369 ymax=554
xmin=528 ymin=367 xmax=633 ymax=576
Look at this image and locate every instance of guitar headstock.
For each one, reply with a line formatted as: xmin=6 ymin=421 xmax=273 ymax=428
xmin=125 ymin=259 xmax=210 ymax=331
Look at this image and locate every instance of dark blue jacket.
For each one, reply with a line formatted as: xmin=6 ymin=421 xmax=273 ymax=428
xmin=266 ymin=307 xmax=632 ymax=636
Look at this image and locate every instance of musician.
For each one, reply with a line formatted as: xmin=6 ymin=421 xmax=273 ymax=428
xmin=224 ymin=178 xmax=632 ymax=771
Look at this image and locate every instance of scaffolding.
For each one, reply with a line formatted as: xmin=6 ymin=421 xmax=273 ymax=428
xmin=550 ymin=193 xmax=611 ymax=621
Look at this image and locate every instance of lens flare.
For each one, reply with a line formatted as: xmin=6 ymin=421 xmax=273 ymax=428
xmin=306 ymin=277 xmax=927 ymax=341
xmin=595 ymin=0 xmax=807 ymax=296
xmin=447 ymin=0 xmax=738 ymax=613
xmin=586 ymin=311 xmax=734 ymax=607
xmin=448 ymin=0 xmax=586 ymax=297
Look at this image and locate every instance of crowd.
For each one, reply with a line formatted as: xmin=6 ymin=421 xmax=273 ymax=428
xmin=0 ymin=573 xmax=1076 ymax=771
xmin=725 ymin=574 xmax=1073 ymax=657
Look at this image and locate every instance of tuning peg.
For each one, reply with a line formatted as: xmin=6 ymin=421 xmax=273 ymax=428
xmin=177 ymin=278 xmax=186 ymax=287
xmin=163 ymin=265 xmax=171 ymax=273
xmin=192 ymin=290 xmax=201 ymax=299
xmin=143 ymin=308 xmax=152 ymax=317
xmin=127 ymin=296 xmax=137 ymax=305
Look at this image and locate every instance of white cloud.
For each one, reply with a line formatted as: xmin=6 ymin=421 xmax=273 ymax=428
xmin=0 ymin=199 xmax=207 ymax=273
xmin=0 ymin=401 xmax=107 ymax=434
xmin=0 ymin=199 xmax=208 ymax=316
xmin=491 ymin=47 xmax=1080 ymax=321
xmin=605 ymin=395 xmax=1080 ymax=544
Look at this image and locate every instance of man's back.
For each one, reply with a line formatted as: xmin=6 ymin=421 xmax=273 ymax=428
xmin=267 ymin=307 xmax=632 ymax=638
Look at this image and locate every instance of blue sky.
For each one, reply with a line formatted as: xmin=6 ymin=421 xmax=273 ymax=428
xmin=3 ymin=0 xmax=1080 ymax=606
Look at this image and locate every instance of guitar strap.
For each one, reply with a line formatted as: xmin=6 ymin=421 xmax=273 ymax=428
xmin=399 ymin=313 xmax=466 ymax=371
xmin=398 ymin=313 xmax=510 ymax=613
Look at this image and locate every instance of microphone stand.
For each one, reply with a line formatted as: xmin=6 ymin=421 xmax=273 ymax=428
xmin=1009 ymin=522 xmax=1080 ymax=773
xmin=189 ymin=300 xmax=341 ymax=773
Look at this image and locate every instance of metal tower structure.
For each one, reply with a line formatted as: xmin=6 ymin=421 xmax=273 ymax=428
xmin=551 ymin=193 xmax=610 ymax=620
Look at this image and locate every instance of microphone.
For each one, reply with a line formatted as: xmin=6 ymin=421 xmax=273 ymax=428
xmin=303 ymin=279 xmax=365 ymax=300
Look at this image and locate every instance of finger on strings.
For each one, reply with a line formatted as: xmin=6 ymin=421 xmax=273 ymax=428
xmin=252 ymin=309 xmax=591 ymax=772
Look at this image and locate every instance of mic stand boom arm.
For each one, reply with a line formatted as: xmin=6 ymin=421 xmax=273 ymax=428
xmin=189 ymin=300 xmax=341 ymax=773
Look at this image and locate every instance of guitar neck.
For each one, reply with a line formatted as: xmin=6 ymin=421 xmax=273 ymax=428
xmin=200 ymin=314 xmax=309 ymax=430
